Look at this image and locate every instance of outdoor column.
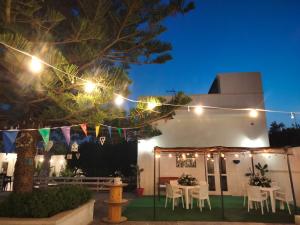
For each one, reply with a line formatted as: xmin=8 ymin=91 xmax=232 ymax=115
xmin=218 ymin=149 xmax=225 ymax=220
xmin=285 ymin=147 xmax=297 ymax=215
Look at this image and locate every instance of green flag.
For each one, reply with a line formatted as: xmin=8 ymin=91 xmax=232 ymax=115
xmin=117 ymin=128 xmax=122 ymax=137
xmin=39 ymin=128 xmax=50 ymax=146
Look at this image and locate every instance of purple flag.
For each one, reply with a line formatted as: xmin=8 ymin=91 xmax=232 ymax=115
xmin=61 ymin=126 xmax=71 ymax=145
xmin=3 ymin=131 xmax=19 ymax=153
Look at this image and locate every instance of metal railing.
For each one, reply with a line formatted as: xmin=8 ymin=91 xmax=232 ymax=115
xmin=33 ymin=176 xmax=114 ymax=191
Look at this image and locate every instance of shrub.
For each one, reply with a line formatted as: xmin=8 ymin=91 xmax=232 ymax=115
xmin=0 ymin=186 xmax=92 ymax=218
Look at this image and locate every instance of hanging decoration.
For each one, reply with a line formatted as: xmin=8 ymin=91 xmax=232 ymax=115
xmin=99 ymin=136 xmax=106 ymax=146
xmin=108 ymin=126 xmax=112 ymax=138
xmin=117 ymin=128 xmax=122 ymax=137
xmin=45 ymin=141 xmax=53 ymax=152
xmin=2 ymin=131 xmax=19 ymax=153
xmin=80 ymin=123 xmax=88 ymax=136
xmin=61 ymin=126 xmax=71 ymax=145
xmin=76 ymin=153 xmax=80 ymax=159
xmin=95 ymin=125 xmax=100 ymax=137
xmin=38 ymin=128 xmax=50 ymax=145
xmin=71 ymin=142 xmax=79 ymax=152
xmin=123 ymin=129 xmax=127 ymax=141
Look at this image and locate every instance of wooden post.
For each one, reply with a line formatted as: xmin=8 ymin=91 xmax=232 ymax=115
xmin=153 ymin=148 xmax=156 ymax=220
xmin=158 ymin=152 xmax=161 ymax=200
xmin=285 ymin=147 xmax=297 ymax=215
xmin=218 ymin=150 xmax=225 ymax=220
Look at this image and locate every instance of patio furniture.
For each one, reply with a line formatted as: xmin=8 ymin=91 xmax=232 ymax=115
xmin=173 ymin=184 xmax=201 ymax=209
xmin=247 ymin=185 xmax=269 ymax=215
xmin=260 ymin=186 xmax=280 ymax=213
xmin=165 ymin=183 xmax=185 ymax=210
xmin=274 ymin=190 xmax=293 ymax=214
xmin=190 ymin=183 xmax=211 ymax=211
xmin=158 ymin=177 xmax=178 ymax=198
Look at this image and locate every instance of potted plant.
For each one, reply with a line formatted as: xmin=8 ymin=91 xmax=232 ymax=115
xmin=131 ymin=164 xmax=144 ymax=197
xmin=246 ymin=163 xmax=272 ymax=187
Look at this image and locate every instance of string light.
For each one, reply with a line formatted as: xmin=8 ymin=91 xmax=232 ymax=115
xmin=114 ymin=95 xmax=124 ymax=106
xmin=147 ymin=101 xmax=157 ymax=110
xmin=155 ymin=153 xmax=161 ymax=159
xmin=249 ymin=153 xmax=253 ymax=158
xmin=195 ymin=153 xmax=199 ymax=158
xmin=221 ymin=153 xmax=225 ymax=158
xmin=168 ymin=153 xmax=172 ymax=158
xmin=291 ymin=112 xmax=295 ymax=120
xmin=207 ymin=153 xmax=211 ymax=158
xmin=234 ymin=153 xmax=239 ymax=158
xmin=84 ymin=81 xmax=96 ymax=93
xmin=194 ymin=106 xmax=204 ymax=115
xmin=182 ymin=153 xmax=186 ymax=160
xmin=249 ymin=109 xmax=258 ymax=118
xmin=29 ymin=56 xmax=43 ymax=73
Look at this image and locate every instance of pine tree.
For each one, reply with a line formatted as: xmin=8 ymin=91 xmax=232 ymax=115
xmin=0 ymin=0 xmax=194 ymax=193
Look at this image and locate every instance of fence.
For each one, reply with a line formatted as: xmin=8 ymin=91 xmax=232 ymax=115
xmin=33 ymin=176 xmax=114 ymax=191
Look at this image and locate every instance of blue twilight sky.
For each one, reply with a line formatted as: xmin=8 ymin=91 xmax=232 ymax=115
xmin=129 ymin=0 xmax=300 ymax=127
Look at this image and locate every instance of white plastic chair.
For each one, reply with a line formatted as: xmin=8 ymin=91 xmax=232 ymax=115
xmin=275 ymin=189 xmax=293 ymax=214
xmin=170 ymin=180 xmax=178 ymax=185
xmin=190 ymin=183 xmax=211 ymax=211
xmin=242 ymin=182 xmax=248 ymax=207
xmin=247 ymin=185 xmax=269 ymax=215
xmin=165 ymin=183 xmax=185 ymax=210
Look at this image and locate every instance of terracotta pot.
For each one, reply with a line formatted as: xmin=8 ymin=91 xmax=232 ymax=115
xmin=136 ymin=188 xmax=144 ymax=197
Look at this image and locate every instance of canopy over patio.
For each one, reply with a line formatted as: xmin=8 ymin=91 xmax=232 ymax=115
xmin=152 ymin=146 xmax=298 ymax=221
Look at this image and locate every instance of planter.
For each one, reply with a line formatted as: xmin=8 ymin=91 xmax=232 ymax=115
xmin=0 ymin=200 xmax=95 ymax=225
xmin=296 ymin=215 xmax=300 ymax=225
xmin=136 ymin=188 xmax=144 ymax=197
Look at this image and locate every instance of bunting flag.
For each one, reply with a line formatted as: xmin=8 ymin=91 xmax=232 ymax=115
xmin=99 ymin=136 xmax=106 ymax=145
xmin=108 ymin=126 xmax=112 ymax=138
xmin=123 ymin=129 xmax=127 ymax=141
xmin=61 ymin=126 xmax=71 ymax=145
xmin=117 ymin=128 xmax=122 ymax=137
xmin=2 ymin=131 xmax=18 ymax=153
xmin=95 ymin=125 xmax=100 ymax=137
xmin=38 ymin=128 xmax=50 ymax=145
xmin=80 ymin=123 xmax=88 ymax=136
xmin=71 ymin=142 xmax=79 ymax=152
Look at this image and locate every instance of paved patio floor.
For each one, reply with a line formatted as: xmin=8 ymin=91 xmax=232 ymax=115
xmin=90 ymin=193 xmax=293 ymax=225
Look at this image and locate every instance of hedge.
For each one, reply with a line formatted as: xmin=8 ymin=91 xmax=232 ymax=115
xmin=0 ymin=185 xmax=92 ymax=218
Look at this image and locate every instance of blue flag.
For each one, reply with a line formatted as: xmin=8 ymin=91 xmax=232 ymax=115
xmin=3 ymin=131 xmax=19 ymax=153
xmin=108 ymin=126 xmax=112 ymax=138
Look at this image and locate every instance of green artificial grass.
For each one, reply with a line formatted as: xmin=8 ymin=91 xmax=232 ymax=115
xmin=123 ymin=196 xmax=296 ymax=223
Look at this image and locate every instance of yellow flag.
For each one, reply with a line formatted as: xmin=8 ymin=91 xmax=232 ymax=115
xmin=95 ymin=125 xmax=100 ymax=137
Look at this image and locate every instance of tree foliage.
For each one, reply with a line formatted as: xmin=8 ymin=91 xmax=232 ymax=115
xmin=269 ymin=121 xmax=300 ymax=147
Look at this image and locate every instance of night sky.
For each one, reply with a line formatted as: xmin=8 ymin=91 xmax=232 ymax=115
xmin=129 ymin=0 xmax=300 ymax=126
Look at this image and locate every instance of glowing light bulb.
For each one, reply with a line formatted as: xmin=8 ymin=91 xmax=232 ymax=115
xmin=182 ymin=153 xmax=186 ymax=160
xmin=147 ymin=101 xmax=157 ymax=110
xmin=291 ymin=112 xmax=295 ymax=119
xmin=114 ymin=95 xmax=124 ymax=106
xmin=249 ymin=153 xmax=253 ymax=158
xmin=249 ymin=109 xmax=258 ymax=118
xmin=234 ymin=154 xmax=239 ymax=158
xmin=207 ymin=153 xmax=211 ymax=158
xmin=155 ymin=154 xmax=160 ymax=159
xmin=29 ymin=56 xmax=43 ymax=73
xmin=168 ymin=153 xmax=172 ymax=158
xmin=194 ymin=106 xmax=204 ymax=115
xmin=84 ymin=81 xmax=96 ymax=93
xmin=195 ymin=153 xmax=199 ymax=158
xmin=221 ymin=153 xmax=225 ymax=158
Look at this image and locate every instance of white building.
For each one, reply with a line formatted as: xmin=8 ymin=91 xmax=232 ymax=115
xmin=137 ymin=72 xmax=300 ymax=206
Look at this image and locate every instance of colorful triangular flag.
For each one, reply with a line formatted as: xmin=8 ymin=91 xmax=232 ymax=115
xmin=117 ymin=128 xmax=122 ymax=137
xmin=80 ymin=123 xmax=88 ymax=136
xmin=99 ymin=136 xmax=106 ymax=145
xmin=61 ymin=126 xmax=71 ymax=145
xmin=95 ymin=125 xmax=100 ymax=137
xmin=2 ymin=131 xmax=19 ymax=153
xmin=38 ymin=128 xmax=50 ymax=146
xmin=108 ymin=126 xmax=112 ymax=138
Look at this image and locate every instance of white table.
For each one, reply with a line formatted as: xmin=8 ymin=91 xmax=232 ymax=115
xmin=174 ymin=184 xmax=200 ymax=209
xmin=260 ymin=186 xmax=280 ymax=213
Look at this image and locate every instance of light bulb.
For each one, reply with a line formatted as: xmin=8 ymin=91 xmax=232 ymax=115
xmin=195 ymin=153 xmax=199 ymax=158
xmin=147 ymin=102 xmax=157 ymax=110
xmin=249 ymin=153 xmax=253 ymax=158
xmin=182 ymin=153 xmax=186 ymax=160
xmin=249 ymin=109 xmax=258 ymax=118
xmin=29 ymin=56 xmax=43 ymax=73
xmin=221 ymin=153 xmax=225 ymax=158
xmin=84 ymin=81 xmax=96 ymax=93
xmin=234 ymin=154 xmax=239 ymax=158
xmin=155 ymin=154 xmax=160 ymax=159
xmin=194 ymin=106 xmax=204 ymax=115
xmin=114 ymin=95 xmax=124 ymax=106
xmin=168 ymin=153 xmax=172 ymax=158
xmin=207 ymin=153 xmax=211 ymax=158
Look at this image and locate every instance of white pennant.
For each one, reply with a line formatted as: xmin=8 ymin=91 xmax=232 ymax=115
xmin=76 ymin=153 xmax=80 ymax=159
xmin=99 ymin=136 xmax=106 ymax=146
